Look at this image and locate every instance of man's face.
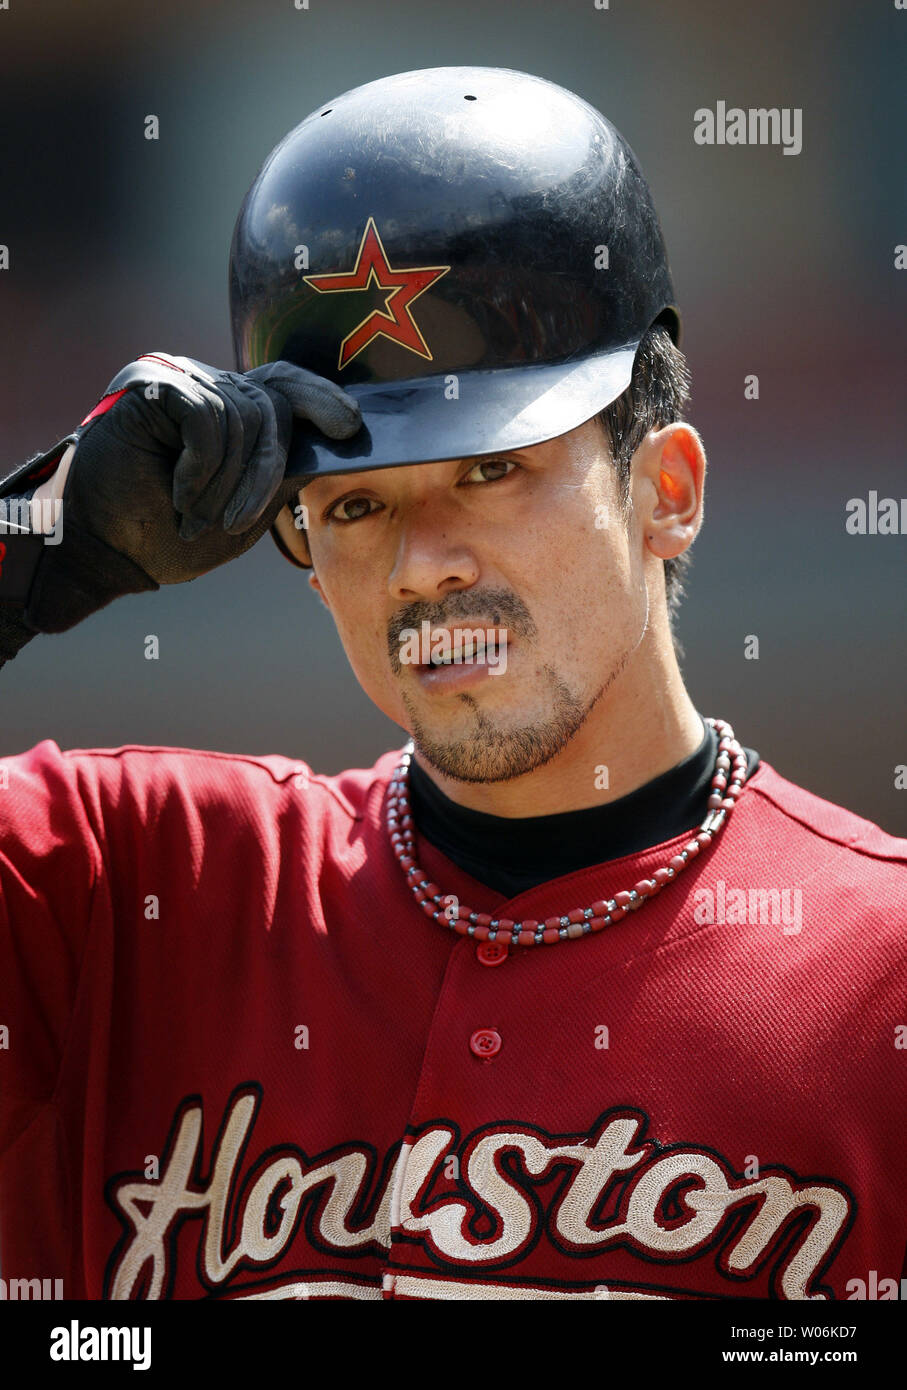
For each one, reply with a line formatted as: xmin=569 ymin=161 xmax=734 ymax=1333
xmin=293 ymin=418 xmax=652 ymax=783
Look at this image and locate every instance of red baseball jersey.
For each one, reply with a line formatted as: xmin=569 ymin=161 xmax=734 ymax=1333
xmin=1 ymin=738 xmax=905 ymax=1301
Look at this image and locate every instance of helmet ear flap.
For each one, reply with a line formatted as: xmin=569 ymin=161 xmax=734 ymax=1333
xmin=271 ymin=505 xmax=313 ymax=570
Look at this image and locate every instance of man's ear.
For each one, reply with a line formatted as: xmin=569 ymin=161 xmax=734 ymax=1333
xmin=271 ymin=500 xmax=335 ymax=609
xmin=637 ymin=423 xmax=706 ymax=561
xmin=307 ymin=569 xmax=330 ymax=607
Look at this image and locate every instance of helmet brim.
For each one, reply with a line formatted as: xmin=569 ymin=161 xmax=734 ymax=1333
xmin=283 ymin=342 xmax=640 ymax=479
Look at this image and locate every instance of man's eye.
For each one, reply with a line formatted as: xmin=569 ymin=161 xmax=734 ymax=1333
xmin=328 ymin=496 xmax=380 ymax=523
xmin=462 ymin=458 xmax=517 ymax=485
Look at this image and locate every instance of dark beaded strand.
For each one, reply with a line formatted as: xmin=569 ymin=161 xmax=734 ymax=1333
xmin=386 ymin=717 xmax=749 ymax=948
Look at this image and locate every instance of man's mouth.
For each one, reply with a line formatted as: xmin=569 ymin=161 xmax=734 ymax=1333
xmin=396 ymin=623 xmax=511 ymax=691
xmin=424 ymin=635 xmax=505 ymax=667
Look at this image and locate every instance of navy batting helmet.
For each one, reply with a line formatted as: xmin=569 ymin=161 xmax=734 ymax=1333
xmin=228 ymin=66 xmax=680 ymax=553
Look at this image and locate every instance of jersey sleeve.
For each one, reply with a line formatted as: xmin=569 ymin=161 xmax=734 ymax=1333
xmin=0 ymin=739 xmax=104 ymax=1157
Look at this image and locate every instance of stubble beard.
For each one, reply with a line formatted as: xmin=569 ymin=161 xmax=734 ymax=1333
xmin=401 ymin=665 xmax=605 ymax=784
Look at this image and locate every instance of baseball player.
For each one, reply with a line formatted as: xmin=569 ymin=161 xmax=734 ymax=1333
xmin=0 ymin=67 xmax=904 ymax=1303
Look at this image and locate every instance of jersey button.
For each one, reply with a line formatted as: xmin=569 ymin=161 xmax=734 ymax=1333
xmin=476 ymin=941 xmax=508 ymax=967
xmin=470 ymin=1028 xmax=502 ymax=1059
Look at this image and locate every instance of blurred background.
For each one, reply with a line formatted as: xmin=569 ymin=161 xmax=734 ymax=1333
xmin=0 ymin=0 xmax=904 ymax=831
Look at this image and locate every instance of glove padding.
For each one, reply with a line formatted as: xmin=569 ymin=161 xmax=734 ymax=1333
xmin=23 ymin=354 xmax=360 ymax=632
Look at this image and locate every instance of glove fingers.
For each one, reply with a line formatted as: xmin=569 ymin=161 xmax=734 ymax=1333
xmin=176 ymin=384 xmax=259 ymax=540
xmin=221 ymin=379 xmax=292 ymax=534
xmin=246 ymin=362 xmax=361 ymax=440
xmin=169 ymin=382 xmax=229 ymax=518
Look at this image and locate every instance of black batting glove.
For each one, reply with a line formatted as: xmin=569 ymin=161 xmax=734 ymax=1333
xmin=0 ymin=352 xmax=360 ymax=638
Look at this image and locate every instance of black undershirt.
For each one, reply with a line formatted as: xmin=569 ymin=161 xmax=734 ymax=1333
xmin=407 ymin=714 xmax=760 ymax=898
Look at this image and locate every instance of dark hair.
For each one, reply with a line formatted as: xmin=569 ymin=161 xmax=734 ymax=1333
xmin=596 ymin=321 xmax=694 ymax=661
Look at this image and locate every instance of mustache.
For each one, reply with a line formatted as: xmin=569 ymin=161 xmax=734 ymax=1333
xmin=386 ymin=588 xmax=536 ymax=669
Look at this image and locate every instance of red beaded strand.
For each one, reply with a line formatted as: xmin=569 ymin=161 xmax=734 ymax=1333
xmin=386 ymin=717 xmax=749 ymax=948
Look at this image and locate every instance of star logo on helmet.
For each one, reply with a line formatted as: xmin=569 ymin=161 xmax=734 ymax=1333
xmin=303 ymin=217 xmax=450 ymax=370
